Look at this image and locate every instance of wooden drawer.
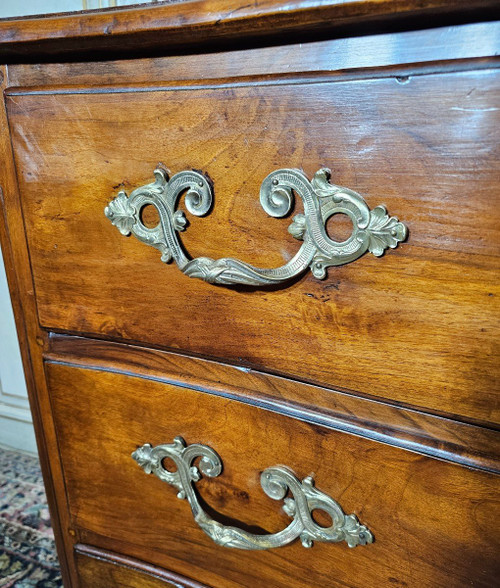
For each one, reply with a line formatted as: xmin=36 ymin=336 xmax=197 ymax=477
xmin=45 ymin=361 xmax=499 ymax=588
xmin=6 ymin=68 xmax=500 ymax=426
xmin=75 ymin=545 xmax=208 ymax=588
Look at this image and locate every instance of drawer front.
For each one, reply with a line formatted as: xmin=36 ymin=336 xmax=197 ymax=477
xmin=75 ymin=546 xmax=208 ymax=588
xmin=7 ymin=69 xmax=500 ymax=426
xmin=46 ymin=362 xmax=499 ymax=588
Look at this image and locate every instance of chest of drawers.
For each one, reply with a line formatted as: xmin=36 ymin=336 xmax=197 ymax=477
xmin=0 ymin=2 xmax=499 ymax=586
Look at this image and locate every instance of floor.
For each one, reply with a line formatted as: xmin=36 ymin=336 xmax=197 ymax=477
xmin=0 ymin=445 xmax=62 ymax=587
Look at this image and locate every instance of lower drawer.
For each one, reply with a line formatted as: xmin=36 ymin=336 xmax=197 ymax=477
xmin=75 ymin=545 xmax=207 ymax=588
xmin=46 ymin=362 xmax=499 ymax=588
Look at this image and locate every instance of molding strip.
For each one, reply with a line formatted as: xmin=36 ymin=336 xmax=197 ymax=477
xmin=44 ymin=334 xmax=500 ymax=474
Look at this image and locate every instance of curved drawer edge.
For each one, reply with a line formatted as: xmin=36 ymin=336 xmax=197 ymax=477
xmin=75 ymin=543 xmax=209 ymax=588
xmin=44 ymin=334 xmax=500 ymax=475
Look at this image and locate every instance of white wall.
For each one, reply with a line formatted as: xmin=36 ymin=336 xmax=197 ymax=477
xmin=0 ymin=1 xmax=156 ymax=19
xmin=0 ymin=244 xmax=37 ymax=453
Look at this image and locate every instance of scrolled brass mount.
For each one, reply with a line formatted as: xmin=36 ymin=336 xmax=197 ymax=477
xmin=132 ymin=437 xmax=373 ymax=551
xmin=105 ymin=167 xmax=407 ymax=287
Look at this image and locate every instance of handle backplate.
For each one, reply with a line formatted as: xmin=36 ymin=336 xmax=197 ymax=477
xmin=132 ymin=437 xmax=373 ymax=550
xmin=105 ymin=167 xmax=407 ymax=287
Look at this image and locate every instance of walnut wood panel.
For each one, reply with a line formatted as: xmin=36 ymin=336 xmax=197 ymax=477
xmin=46 ymin=363 xmax=500 ymax=588
xmin=0 ymin=1 xmax=498 ymax=61
xmin=46 ymin=334 xmax=500 ymax=474
xmin=7 ymin=22 xmax=499 ymax=90
xmin=8 ymin=69 xmax=500 ymax=425
xmin=0 ymin=66 xmax=77 ymax=586
xmin=75 ymin=544 xmax=209 ymax=588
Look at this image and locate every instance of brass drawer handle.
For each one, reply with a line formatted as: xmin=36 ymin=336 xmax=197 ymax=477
xmin=132 ymin=437 xmax=373 ymax=550
xmin=105 ymin=167 xmax=407 ymax=287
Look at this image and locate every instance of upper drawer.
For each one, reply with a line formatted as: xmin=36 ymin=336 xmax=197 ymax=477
xmin=6 ymin=68 xmax=500 ymax=425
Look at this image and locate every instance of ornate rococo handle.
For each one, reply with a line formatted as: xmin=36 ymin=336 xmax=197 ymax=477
xmin=132 ymin=437 xmax=373 ymax=550
xmin=105 ymin=167 xmax=407 ymax=286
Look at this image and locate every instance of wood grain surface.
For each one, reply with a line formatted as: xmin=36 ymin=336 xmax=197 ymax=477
xmin=7 ymin=22 xmax=499 ymax=90
xmin=0 ymin=66 xmax=77 ymax=586
xmin=47 ymin=363 xmax=500 ymax=588
xmin=1 ymin=6 xmax=499 ymax=586
xmin=0 ymin=0 xmax=498 ymax=61
xmin=8 ymin=68 xmax=500 ymax=426
xmin=45 ymin=334 xmax=500 ymax=474
xmin=75 ymin=545 xmax=208 ymax=588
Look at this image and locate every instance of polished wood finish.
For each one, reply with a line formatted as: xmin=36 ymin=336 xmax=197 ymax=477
xmin=0 ymin=65 xmax=77 ymax=586
xmin=75 ymin=545 xmax=209 ymax=588
xmin=5 ymin=23 xmax=498 ymax=90
xmin=46 ymin=334 xmax=500 ymax=474
xmin=1 ymin=3 xmax=498 ymax=586
xmin=7 ymin=68 xmax=499 ymax=425
xmin=47 ymin=363 xmax=500 ymax=588
xmin=0 ymin=1 xmax=498 ymax=61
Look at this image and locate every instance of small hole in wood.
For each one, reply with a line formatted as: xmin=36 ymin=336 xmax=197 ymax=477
xmin=325 ymin=213 xmax=353 ymax=243
xmin=140 ymin=204 xmax=160 ymax=228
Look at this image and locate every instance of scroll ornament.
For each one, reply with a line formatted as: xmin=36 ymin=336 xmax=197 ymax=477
xmin=132 ymin=437 xmax=373 ymax=551
xmin=105 ymin=167 xmax=407 ymax=286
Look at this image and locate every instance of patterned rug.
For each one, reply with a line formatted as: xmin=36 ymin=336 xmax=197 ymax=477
xmin=0 ymin=446 xmax=62 ymax=587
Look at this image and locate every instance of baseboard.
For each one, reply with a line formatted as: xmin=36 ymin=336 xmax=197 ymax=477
xmin=0 ymin=407 xmax=37 ymax=453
